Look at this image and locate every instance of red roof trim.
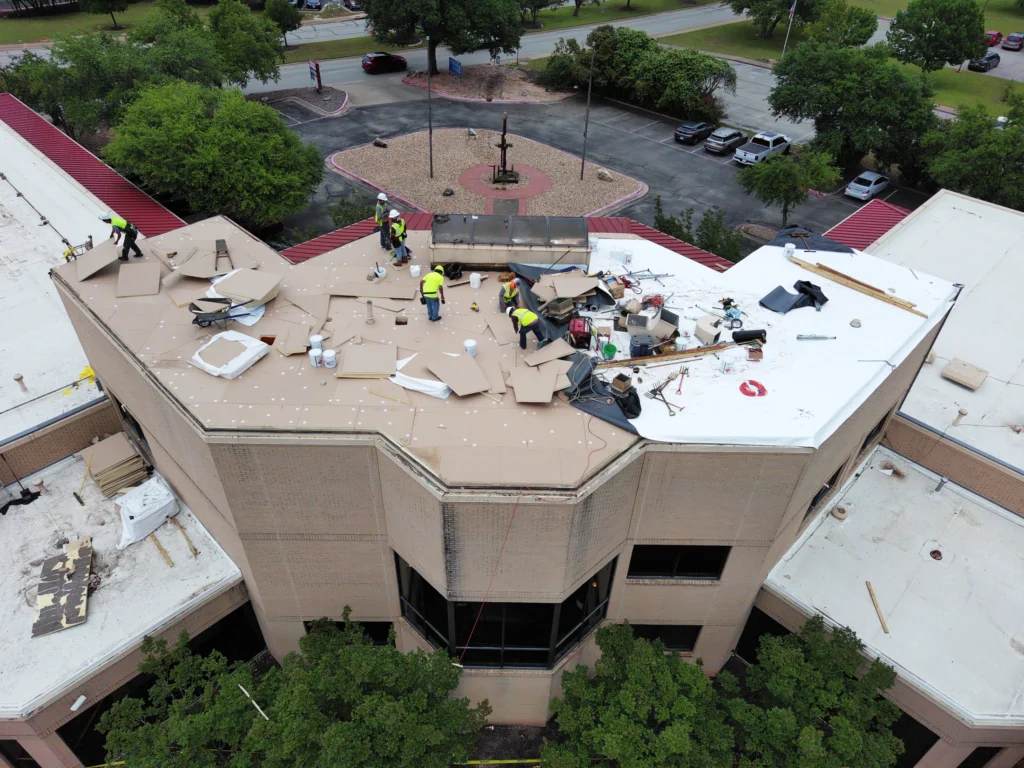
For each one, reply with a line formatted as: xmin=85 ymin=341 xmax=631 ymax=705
xmin=282 ymin=214 xmax=733 ymax=270
xmin=824 ymin=198 xmax=911 ymax=251
xmin=0 ymin=93 xmax=185 ymax=238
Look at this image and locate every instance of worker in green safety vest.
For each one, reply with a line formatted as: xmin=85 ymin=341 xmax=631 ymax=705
xmin=374 ymin=193 xmax=389 ymax=250
xmin=507 ymin=307 xmax=547 ymax=351
xmin=100 ymin=213 xmax=143 ymax=261
xmin=388 ymin=210 xmax=409 ymax=265
xmin=498 ymin=277 xmax=520 ymax=312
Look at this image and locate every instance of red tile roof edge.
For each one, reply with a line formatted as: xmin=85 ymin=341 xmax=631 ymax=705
xmin=824 ymin=198 xmax=912 ymax=251
xmin=0 ymin=93 xmax=185 ymax=238
xmin=282 ymin=214 xmax=733 ymax=271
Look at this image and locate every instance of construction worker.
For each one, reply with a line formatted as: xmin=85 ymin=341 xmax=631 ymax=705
xmin=374 ymin=192 xmax=389 ymax=250
xmin=507 ymin=306 xmax=547 ymax=350
xmin=101 ymin=213 xmax=142 ymax=261
xmin=420 ymin=265 xmax=446 ymax=322
xmin=498 ymin=277 xmax=520 ymax=312
xmin=389 ymin=209 xmax=409 ymax=265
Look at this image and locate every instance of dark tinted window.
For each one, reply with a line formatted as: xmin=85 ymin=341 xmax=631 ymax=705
xmin=891 ymin=711 xmax=940 ymax=767
xmin=302 ymin=620 xmax=394 ymax=645
xmin=396 ymin=554 xmax=450 ymax=649
xmin=861 ymin=412 xmax=889 ymax=453
xmin=803 ymin=464 xmax=845 ymax=524
xmin=956 ymin=747 xmax=1002 ymax=768
xmin=0 ymin=741 xmax=42 ymax=768
xmin=735 ymin=606 xmax=791 ymax=663
xmin=853 ymin=176 xmax=873 ymax=185
xmin=627 ymin=545 xmax=730 ymax=580
xmin=632 ymin=624 xmax=701 ymax=652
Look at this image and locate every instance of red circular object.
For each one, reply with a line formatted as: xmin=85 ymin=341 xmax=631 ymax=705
xmin=739 ymin=380 xmax=767 ymax=397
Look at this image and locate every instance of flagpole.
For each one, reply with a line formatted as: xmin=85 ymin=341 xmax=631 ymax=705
xmin=781 ymin=0 xmax=796 ymax=57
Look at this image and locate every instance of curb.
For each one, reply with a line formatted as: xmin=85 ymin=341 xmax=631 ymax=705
xmin=300 ymin=11 xmax=366 ymax=26
xmin=587 ymin=180 xmax=648 ymax=217
xmin=399 ymin=76 xmax=571 ymax=105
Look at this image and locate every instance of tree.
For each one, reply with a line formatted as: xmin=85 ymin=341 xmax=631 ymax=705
xmin=519 ymin=0 xmax=558 ymax=25
xmin=265 ymin=0 xmax=303 ymax=45
xmin=208 ymin=0 xmax=284 ymax=86
xmin=920 ymin=93 xmax=1024 ymax=210
xmin=79 ymin=0 xmax=127 ymax=30
xmin=718 ymin=616 xmax=904 ymax=768
xmin=329 ymin=195 xmax=377 ymax=228
xmin=104 ymin=82 xmax=323 ymax=227
xmin=769 ymin=43 xmax=935 ymax=168
xmin=653 ymin=199 xmax=743 ymax=262
xmin=728 ymin=0 xmax=823 ymax=39
xmin=129 ymin=0 xmax=204 ymax=43
xmin=364 ymin=0 xmax=523 ymax=76
xmin=886 ymin=0 xmax=986 ymax=72
xmin=571 ymin=0 xmax=600 ymax=15
xmin=541 ymin=622 xmax=735 ymax=768
xmin=807 ymin=0 xmax=877 ymax=47
xmin=98 ymin=611 xmax=490 ymax=768
xmin=653 ymin=196 xmax=695 ymax=242
xmin=737 ymin=150 xmax=840 ymax=227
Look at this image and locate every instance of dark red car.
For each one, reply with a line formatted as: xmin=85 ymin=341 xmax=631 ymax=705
xmin=986 ymin=30 xmax=1003 ymax=46
xmin=361 ymin=52 xmax=408 ymax=74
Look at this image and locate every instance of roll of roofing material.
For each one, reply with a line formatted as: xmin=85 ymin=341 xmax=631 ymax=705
xmin=733 ymin=329 xmax=767 ymax=344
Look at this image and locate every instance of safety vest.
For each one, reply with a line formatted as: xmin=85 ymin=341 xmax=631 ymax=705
xmin=110 ymin=216 xmax=131 ymax=232
xmin=512 ymin=308 xmax=538 ymax=327
xmin=422 ymin=271 xmax=444 ymax=297
xmin=502 ymin=280 xmax=519 ymax=301
xmin=375 ymin=202 xmax=386 ymax=225
xmin=390 ymin=218 xmax=406 ymax=242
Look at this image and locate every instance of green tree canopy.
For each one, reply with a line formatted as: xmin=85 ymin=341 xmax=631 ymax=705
xmin=208 ymin=0 xmax=284 ymax=86
xmin=807 ymin=0 xmax=877 ymax=46
xmin=78 ymin=0 xmax=127 ymax=29
xmin=129 ymin=0 xmax=205 ymax=43
xmin=718 ymin=616 xmax=905 ymax=768
xmin=98 ymin=612 xmax=490 ymax=768
xmin=921 ymin=94 xmax=1024 ymax=210
xmin=542 ymin=622 xmax=735 ymax=768
xmin=363 ymin=0 xmax=523 ymax=75
xmin=737 ymin=150 xmax=841 ymax=226
xmin=103 ymin=81 xmax=323 ymax=227
xmin=264 ymin=0 xmax=304 ymax=46
xmin=728 ymin=0 xmax=824 ymax=39
xmin=769 ymin=42 xmax=935 ymax=168
xmin=886 ymin=0 xmax=987 ymax=72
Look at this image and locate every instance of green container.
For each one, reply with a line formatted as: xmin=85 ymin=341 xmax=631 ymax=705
xmin=602 ymin=343 xmax=617 ymax=360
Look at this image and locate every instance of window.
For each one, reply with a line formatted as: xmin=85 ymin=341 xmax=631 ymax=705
xmin=803 ymin=465 xmax=844 ymax=524
xmin=891 ymin=711 xmax=939 ymax=768
xmin=396 ymin=553 xmax=616 ymax=669
xmin=956 ymin=747 xmax=1002 ymax=768
xmin=627 ymin=545 xmax=730 ymax=580
xmin=302 ymin=620 xmax=394 ymax=646
xmin=734 ymin=606 xmax=791 ymax=664
xmin=860 ymin=412 xmax=889 ymax=454
xmin=0 ymin=742 xmax=41 ymax=768
xmin=631 ymin=624 xmax=701 ymax=652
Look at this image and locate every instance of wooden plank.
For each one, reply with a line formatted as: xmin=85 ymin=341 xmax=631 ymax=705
xmin=866 ymin=581 xmax=889 ymax=634
xmin=941 ymin=358 xmax=988 ymax=390
xmin=594 ymin=341 xmax=744 ymax=370
xmin=523 ymin=338 xmax=574 ymax=367
xmin=787 ymin=255 xmax=927 ymax=318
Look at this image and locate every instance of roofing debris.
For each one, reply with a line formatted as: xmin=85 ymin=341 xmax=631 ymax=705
xmin=81 ymin=433 xmax=148 ymax=497
xmin=31 ymin=536 xmax=93 ymax=638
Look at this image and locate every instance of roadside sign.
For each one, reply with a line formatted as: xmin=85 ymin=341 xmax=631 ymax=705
xmin=309 ymin=59 xmax=322 ymax=92
xmin=449 ymin=57 xmax=462 ymax=78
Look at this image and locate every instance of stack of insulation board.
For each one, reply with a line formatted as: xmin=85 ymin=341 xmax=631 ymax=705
xmin=82 ymin=433 xmax=148 ymax=496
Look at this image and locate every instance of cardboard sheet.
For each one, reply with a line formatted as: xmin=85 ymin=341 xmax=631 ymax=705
xmin=530 ymin=282 xmax=557 ymax=303
xmin=286 ymin=293 xmax=330 ymax=318
xmin=215 ymin=268 xmax=282 ymax=307
xmin=337 ymin=343 xmax=397 ymax=378
xmin=474 ymin=344 xmax=507 ymax=394
xmin=165 ymin=276 xmax=211 ymax=307
xmin=116 ymin=262 xmax=162 ymax=298
xmin=426 ymin=354 xmax=491 ymax=397
xmin=76 ymin=240 xmax=121 ymax=282
xmin=330 ymin=282 xmax=417 ymax=300
xmin=524 ymin=338 xmax=574 ymax=367
xmin=355 ymin=297 xmax=409 ymax=312
xmin=486 ymin=315 xmax=520 ymax=346
xmin=275 ymin=324 xmax=312 ymax=356
xmin=540 ymin=359 xmax=573 ymax=391
xmin=509 ymin=364 xmax=558 ymax=403
xmin=178 ymin=251 xmax=219 ymax=279
xmin=552 ymin=276 xmax=600 ymax=298
xmin=200 ymin=337 xmax=249 ymax=368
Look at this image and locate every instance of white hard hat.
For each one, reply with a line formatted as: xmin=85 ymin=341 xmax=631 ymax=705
xmin=389 ymin=209 xmax=400 ymax=218
xmin=377 ymin=192 xmax=388 ymax=201
xmin=99 ymin=213 xmax=112 ymax=221
xmin=506 ymin=306 xmax=514 ymax=316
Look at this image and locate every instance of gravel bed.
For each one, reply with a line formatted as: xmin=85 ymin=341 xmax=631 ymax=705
xmin=249 ymin=86 xmax=348 ymax=115
xmin=329 ymin=128 xmax=643 ymax=216
xmin=739 ymin=222 xmax=779 ymax=241
xmin=405 ymin=65 xmax=567 ymax=103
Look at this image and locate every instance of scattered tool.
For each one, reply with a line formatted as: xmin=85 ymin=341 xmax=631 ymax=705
xmin=797 ymin=334 xmax=836 ymax=340
xmin=676 ymin=366 xmax=688 ymax=395
xmin=168 ymin=515 xmax=199 ymax=557
xmin=150 ymin=533 xmax=174 ymax=568
xmin=370 ymin=388 xmax=412 ymax=405
xmin=644 ymin=372 xmax=679 ymax=416
xmin=73 ymin=454 xmax=94 ymax=506
xmin=787 ymin=255 xmax=927 ymax=318
xmin=470 ymin=302 xmax=479 ymax=312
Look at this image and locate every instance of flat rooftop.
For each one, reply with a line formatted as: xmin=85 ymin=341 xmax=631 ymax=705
xmin=0 ymin=453 xmax=241 ymax=718
xmin=765 ymin=446 xmax=1024 ymax=726
xmin=52 ymin=216 xmax=956 ymax=487
xmin=0 ymin=122 xmax=110 ymax=443
xmin=867 ymin=190 xmax=1024 ymax=472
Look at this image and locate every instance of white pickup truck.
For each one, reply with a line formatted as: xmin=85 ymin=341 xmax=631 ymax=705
xmin=733 ymin=131 xmax=792 ymax=166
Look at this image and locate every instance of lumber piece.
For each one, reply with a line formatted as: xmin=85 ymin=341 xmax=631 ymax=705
xmin=865 ymin=580 xmax=889 ymax=634
xmin=787 ymin=255 xmax=927 ymax=318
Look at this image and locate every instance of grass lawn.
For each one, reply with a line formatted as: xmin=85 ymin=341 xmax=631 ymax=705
xmin=282 ymin=37 xmax=421 ymax=65
xmin=659 ymin=20 xmax=808 ymax=61
xmin=904 ymin=64 xmax=1021 ymax=113
xmin=849 ymin=0 xmax=1024 ymax=29
xmin=0 ymin=1 xmax=213 ymax=45
xmin=520 ymin=55 xmax=550 ymax=72
xmin=529 ymin=0 xmax=718 ymax=33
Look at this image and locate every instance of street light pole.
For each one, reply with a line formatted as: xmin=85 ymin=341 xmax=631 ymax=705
xmin=580 ymin=45 xmax=595 ymax=181
xmin=427 ymin=35 xmax=434 ymax=179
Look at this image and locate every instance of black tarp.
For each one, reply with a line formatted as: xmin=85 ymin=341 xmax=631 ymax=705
xmin=561 ymin=355 xmax=639 ymax=435
xmin=769 ymin=225 xmax=854 ymax=254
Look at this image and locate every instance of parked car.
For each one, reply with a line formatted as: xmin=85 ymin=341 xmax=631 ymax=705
xmin=968 ymin=51 xmax=1001 ymax=71
xmin=342 ymin=0 xmax=362 ymax=8
xmin=844 ymin=171 xmax=889 ymax=201
xmin=305 ymin=0 xmax=321 ymax=9
xmin=986 ymin=30 xmax=1003 ymax=46
xmin=1002 ymin=32 xmax=1023 ymax=50
xmin=704 ymin=127 xmax=747 ymax=154
xmin=361 ymin=52 xmax=408 ymax=74
xmin=674 ymin=121 xmax=715 ymax=145
xmin=733 ymin=131 xmax=791 ymax=166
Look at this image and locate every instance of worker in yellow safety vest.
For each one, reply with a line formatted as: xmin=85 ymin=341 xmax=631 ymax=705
xmin=374 ymin=193 xmax=389 ymax=250
xmin=388 ymin=209 xmax=409 ymax=265
xmin=420 ymin=265 xmax=446 ymax=322
xmin=100 ymin=213 xmax=142 ymax=261
xmin=498 ymin=277 xmax=520 ymax=312
xmin=507 ymin=306 xmax=547 ymax=351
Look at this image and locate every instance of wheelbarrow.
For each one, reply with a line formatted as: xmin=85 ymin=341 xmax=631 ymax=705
xmin=188 ymin=297 xmax=254 ymax=329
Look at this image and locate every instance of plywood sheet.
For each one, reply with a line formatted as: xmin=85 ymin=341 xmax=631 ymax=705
xmin=941 ymin=358 xmax=988 ymax=390
xmin=337 ymin=343 xmax=397 ymax=378
xmin=215 ymin=268 xmax=282 ymax=306
xmin=275 ymin=324 xmax=312 ymax=356
xmin=81 ymin=433 xmax=135 ymax=475
xmin=32 ymin=537 xmax=93 ymax=638
xmin=330 ymin=282 xmax=417 ymax=300
xmin=287 ymin=292 xmax=330 ymax=318
xmin=474 ymin=344 xmax=507 ymax=394
xmin=524 ymin=338 xmax=574 ymax=367
xmin=486 ymin=315 xmax=520 ymax=346
xmin=509 ymin=364 xmax=558 ymax=403
xmin=165 ymin=276 xmax=211 ymax=307
xmin=178 ymin=250 xmax=219 ymax=279
xmin=552 ymin=276 xmax=600 ymax=298
xmin=76 ymin=240 xmax=121 ymax=281
xmin=445 ymin=314 xmax=489 ymax=335
xmin=426 ymin=354 xmax=490 ymax=397
xmin=115 ymin=262 xmax=162 ymax=297
xmin=200 ymin=337 xmax=247 ymax=368
xmin=531 ymin=282 xmax=557 ymax=303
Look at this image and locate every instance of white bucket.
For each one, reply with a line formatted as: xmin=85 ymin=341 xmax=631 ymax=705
xmin=308 ymin=349 xmax=323 ymax=368
xmin=469 ymin=272 xmax=482 ymax=289
xmin=409 ymin=264 xmax=421 ymax=278
xmin=674 ymin=337 xmax=687 ymax=352
xmin=309 ymin=334 xmax=323 ymax=351
xmin=321 ymin=348 xmax=337 ymax=368
xmin=464 ymin=339 xmax=477 ymax=357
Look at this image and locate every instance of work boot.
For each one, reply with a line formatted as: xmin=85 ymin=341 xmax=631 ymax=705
xmin=118 ymin=256 xmax=128 ymax=262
